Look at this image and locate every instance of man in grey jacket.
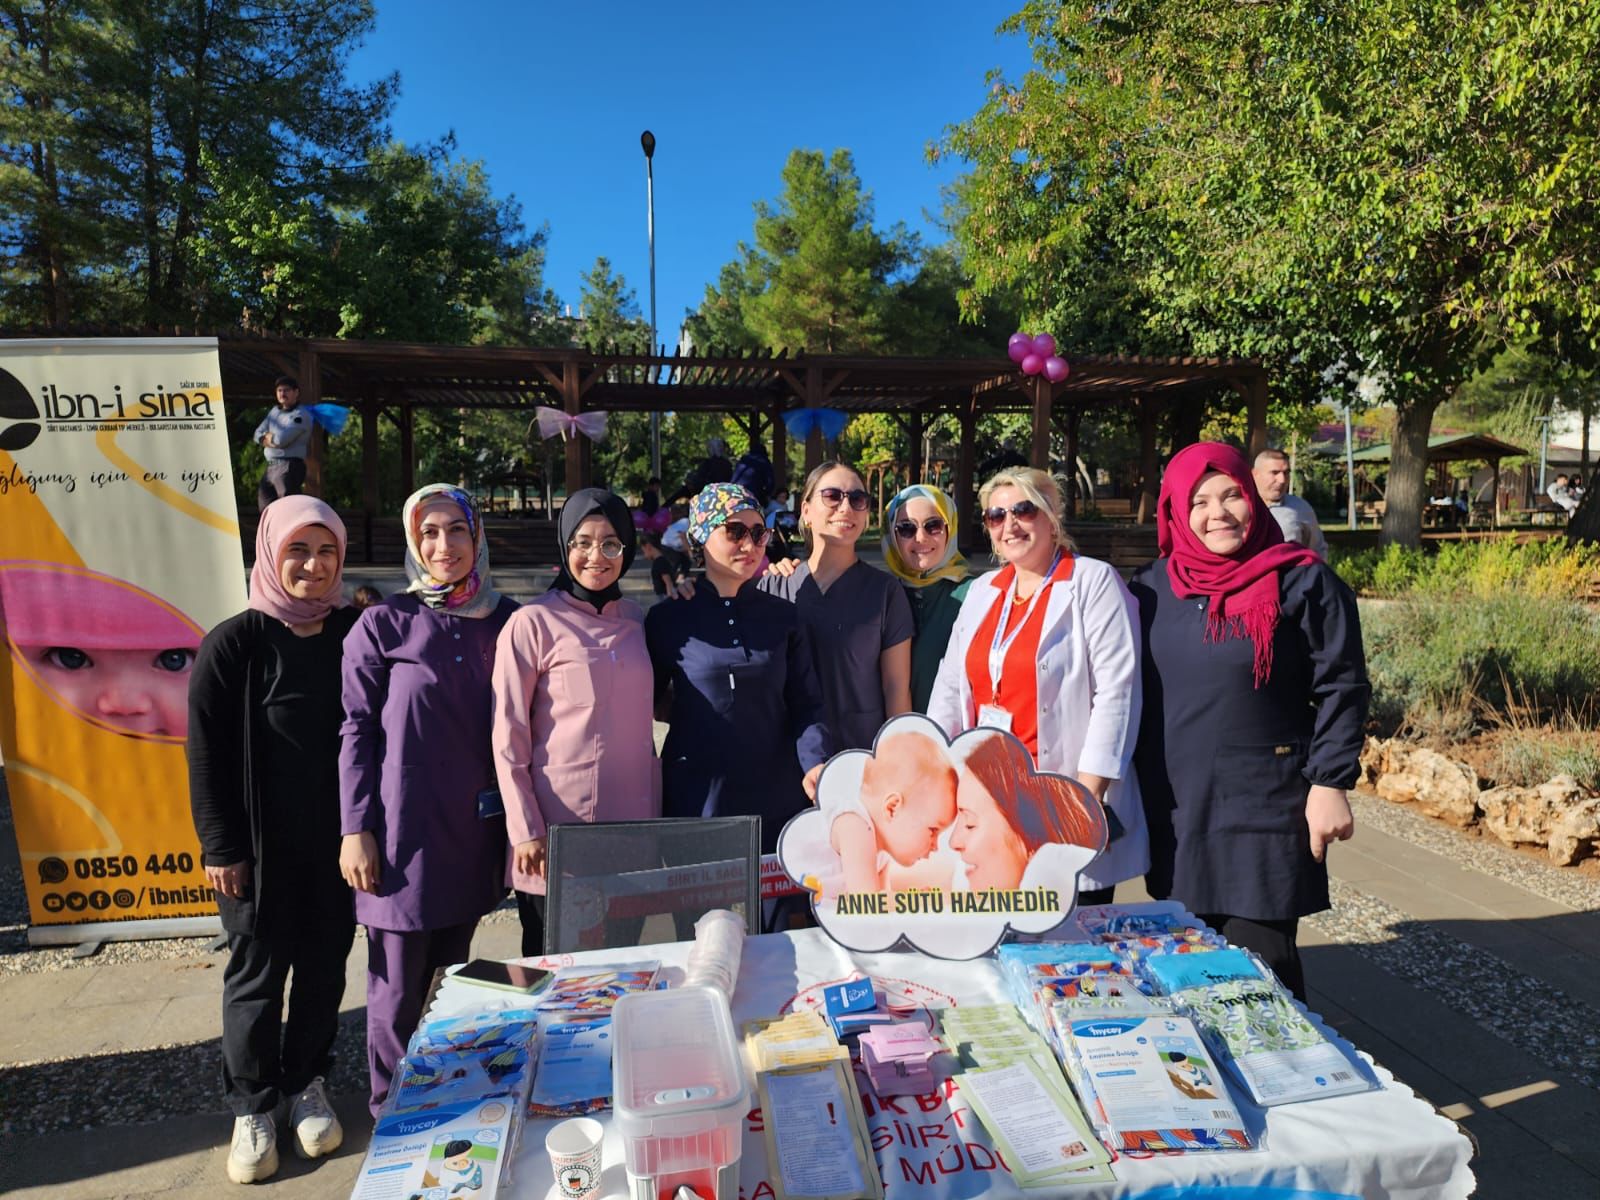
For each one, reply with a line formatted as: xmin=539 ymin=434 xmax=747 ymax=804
xmin=254 ymin=376 xmax=310 ymax=510
xmin=1253 ymin=447 xmax=1328 ymax=557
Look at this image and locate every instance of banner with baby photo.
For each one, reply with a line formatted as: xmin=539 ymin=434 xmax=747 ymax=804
xmin=777 ymin=713 xmax=1108 ymax=959
xmin=0 ymin=338 xmax=245 ymax=940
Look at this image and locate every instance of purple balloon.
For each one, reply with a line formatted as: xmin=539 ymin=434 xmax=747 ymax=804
xmin=1020 ymin=353 xmax=1045 ymax=376
xmin=1007 ymin=332 xmax=1032 ymax=363
xmin=1031 ymin=332 xmax=1057 ymax=357
xmin=1044 ymin=355 xmax=1070 ymax=383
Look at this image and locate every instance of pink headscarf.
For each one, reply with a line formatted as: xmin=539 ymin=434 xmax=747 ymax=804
xmin=1156 ymin=442 xmax=1319 ymax=688
xmin=248 ymin=496 xmax=348 ymax=624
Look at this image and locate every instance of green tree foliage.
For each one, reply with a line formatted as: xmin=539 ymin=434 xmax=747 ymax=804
xmin=943 ymin=1 xmax=1600 ymax=546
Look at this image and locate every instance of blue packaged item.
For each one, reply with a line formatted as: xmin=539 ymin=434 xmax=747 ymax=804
xmin=1143 ymin=947 xmax=1263 ymax=994
xmin=823 ymin=978 xmax=876 ymax=1019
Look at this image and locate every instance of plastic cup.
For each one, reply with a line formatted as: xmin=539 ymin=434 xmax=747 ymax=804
xmin=546 ymin=1116 xmax=604 ymax=1199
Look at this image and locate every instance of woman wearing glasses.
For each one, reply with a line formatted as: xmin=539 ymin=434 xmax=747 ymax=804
xmin=759 ymin=462 xmax=914 ymax=751
xmin=646 ymin=484 xmax=830 ymax=863
xmin=491 ymin=489 xmax=659 ymax=956
xmin=927 ymin=468 xmax=1147 ymax=905
xmin=881 ymin=484 xmax=971 ymax=713
xmin=339 ymin=484 xmax=517 ymax=1117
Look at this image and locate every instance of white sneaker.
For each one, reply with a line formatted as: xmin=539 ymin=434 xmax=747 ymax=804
xmin=227 ymin=1112 xmax=279 ymax=1183
xmin=288 ymin=1076 xmax=343 ymax=1159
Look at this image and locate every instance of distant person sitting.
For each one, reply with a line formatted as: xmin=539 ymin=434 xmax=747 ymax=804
xmin=254 ymin=376 xmax=311 ymax=510
xmin=1547 ymin=473 xmax=1580 ymax=514
xmin=1252 ymin=448 xmax=1327 ymax=557
xmin=640 ymin=533 xmax=691 ymax=600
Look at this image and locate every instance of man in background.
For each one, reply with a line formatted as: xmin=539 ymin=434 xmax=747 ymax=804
xmin=253 ymin=376 xmax=311 ymax=510
xmin=1252 ymin=447 xmax=1327 ymax=557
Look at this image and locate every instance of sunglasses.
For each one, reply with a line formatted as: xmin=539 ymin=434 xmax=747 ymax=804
xmin=568 ymin=537 xmax=625 ymax=559
xmin=982 ymin=499 xmax=1040 ymax=528
xmin=720 ymin=521 xmax=772 ymax=547
xmin=815 ymin=486 xmax=870 ymax=512
xmin=893 ymin=517 xmax=948 ymax=539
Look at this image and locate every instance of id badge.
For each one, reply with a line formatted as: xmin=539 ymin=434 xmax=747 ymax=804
xmin=977 ymin=704 xmax=1013 ymax=732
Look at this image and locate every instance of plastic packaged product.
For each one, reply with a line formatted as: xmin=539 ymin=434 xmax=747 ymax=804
xmin=529 ymin=1017 xmax=615 ymax=1119
xmin=612 ymin=986 xmax=749 ymax=1200
xmin=538 ymin=962 xmax=661 ymax=1013
xmin=1060 ymin=1003 xmax=1251 ymax=1153
xmin=683 ymin=909 xmax=746 ymax=998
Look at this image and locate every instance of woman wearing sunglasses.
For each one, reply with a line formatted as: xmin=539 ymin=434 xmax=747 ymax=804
xmin=1129 ymin=444 xmax=1367 ymax=1000
xmin=927 ymin=468 xmax=1147 ymax=906
xmin=646 ymin=484 xmax=830 ymax=862
xmin=491 ymin=489 xmax=660 ymax=956
xmin=881 ymin=484 xmax=972 ymax=713
xmin=339 ymin=485 xmax=518 ymax=1118
xmin=759 ymin=461 xmax=914 ymax=751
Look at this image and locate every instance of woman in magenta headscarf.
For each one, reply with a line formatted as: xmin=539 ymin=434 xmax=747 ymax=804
xmin=1129 ymin=443 xmax=1369 ymax=1000
xmin=187 ymin=495 xmax=357 ymax=1184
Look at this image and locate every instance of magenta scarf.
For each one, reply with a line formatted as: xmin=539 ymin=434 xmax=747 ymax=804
xmin=1156 ymin=443 xmax=1318 ymax=687
xmin=248 ymin=495 xmax=348 ymax=624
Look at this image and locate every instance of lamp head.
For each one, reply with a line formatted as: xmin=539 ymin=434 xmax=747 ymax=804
xmin=641 ymin=130 xmax=656 ymax=159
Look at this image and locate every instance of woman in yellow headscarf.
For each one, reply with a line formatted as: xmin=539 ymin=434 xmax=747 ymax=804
xmin=881 ymin=484 xmax=971 ymax=712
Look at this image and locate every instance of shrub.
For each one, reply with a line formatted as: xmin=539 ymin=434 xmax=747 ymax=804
xmin=1493 ymin=731 xmax=1600 ymax=792
xmin=1362 ymin=592 xmax=1600 ymax=736
xmin=1332 ymin=539 xmax=1600 ymax=600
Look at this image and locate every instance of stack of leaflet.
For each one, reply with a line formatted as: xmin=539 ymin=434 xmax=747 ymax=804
xmin=527 ymin=960 xmax=662 ymax=1119
xmin=350 ymin=1010 xmax=536 ymax=1200
xmin=822 ymin=978 xmax=896 ymax=1040
xmin=1143 ymin=948 xmax=1374 ymax=1107
xmin=940 ymin=1006 xmax=1113 ymax=1188
xmin=857 ymin=1023 xmax=940 ymax=1096
xmin=745 ymin=1009 xmax=851 ymax=1069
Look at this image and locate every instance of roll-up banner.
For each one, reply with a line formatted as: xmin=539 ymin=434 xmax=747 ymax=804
xmin=0 ymin=338 xmax=245 ymax=942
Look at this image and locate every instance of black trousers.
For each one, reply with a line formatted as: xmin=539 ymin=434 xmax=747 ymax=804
xmin=221 ymin=904 xmax=356 ymax=1116
xmin=257 ymin=457 xmax=306 ymax=511
xmin=1196 ymin=912 xmax=1304 ymax=1001
xmin=1077 ymin=885 xmax=1116 ymax=907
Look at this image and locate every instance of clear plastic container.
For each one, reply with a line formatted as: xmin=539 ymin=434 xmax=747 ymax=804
xmin=612 ymin=986 xmax=749 ymax=1200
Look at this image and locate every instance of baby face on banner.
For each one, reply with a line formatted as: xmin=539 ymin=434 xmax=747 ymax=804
xmin=0 ymin=564 xmax=202 ymax=742
xmin=778 ymin=713 xmax=1109 ymax=960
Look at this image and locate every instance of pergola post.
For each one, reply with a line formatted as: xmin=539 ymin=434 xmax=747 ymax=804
xmin=771 ymin=403 xmax=788 ymax=490
xmin=1030 ymin=376 xmax=1053 ymax=469
xmin=1136 ymin=393 xmax=1159 ymax=525
xmin=399 ymin=402 xmax=415 ymax=498
xmin=955 ymin=400 xmax=978 ymax=554
xmin=360 ymin=388 xmax=379 ymax=562
xmin=907 ymin=408 xmax=925 ymax=484
xmin=804 ymin=364 xmax=824 ymax=476
xmin=298 ymin=347 xmax=325 ymax=499
xmin=562 ymin=358 xmax=585 ymax=499
xmin=1244 ymin=371 xmax=1269 ymax=460
xmin=1490 ymin=456 xmax=1501 ymax=528
xmin=1062 ymin=403 xmax=1083 ymax=519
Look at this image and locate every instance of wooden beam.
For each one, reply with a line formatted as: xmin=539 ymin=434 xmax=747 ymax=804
xmin=908 ymin=408 xmax=925 ymax=484
xmin=1243 ymin=371 xmax=1269 ymax=460
xmin=804 ymin=365 xmax=824 ymax=475
xmin=298 ymin=348 xmax=324 ymax=498
xmin=1030 ymin=375 xmax=1053 ymax=469
xmin=1062 ymin=403 xmax=1083 ymax=519
xmin=1136 ymin=394 xmax=1159 ymax=525
xmin=399 ymin=402 xmax=415 ymax=498
xmin=562 ymin=357 xmax=586 ymax=498
xmin=955 ymin=400 xmax=978 ymax=555
xmin=361 ymin=389 xmax=380 ymax=562
xmin=772 ymin=403 xmax=788 ymax=492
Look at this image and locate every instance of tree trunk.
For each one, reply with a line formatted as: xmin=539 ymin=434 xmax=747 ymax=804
xmin=1381 ymin=396 xmax=1442 ymax=548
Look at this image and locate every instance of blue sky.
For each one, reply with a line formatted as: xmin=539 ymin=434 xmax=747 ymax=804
xmin=346 ymin=1 xmax=1034 ymax=346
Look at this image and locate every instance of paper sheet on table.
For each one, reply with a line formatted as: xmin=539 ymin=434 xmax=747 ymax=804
xmin=762 ymin=1064 xmax=873 ymax=1199
xmin=959 ymin=1060 xmax=1108 ymax=1183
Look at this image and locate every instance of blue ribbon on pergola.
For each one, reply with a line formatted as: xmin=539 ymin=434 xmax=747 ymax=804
xmin=782 ymin=407 xmax=849 ymax=441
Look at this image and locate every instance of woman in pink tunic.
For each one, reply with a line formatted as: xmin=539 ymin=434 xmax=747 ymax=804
xmin=492 ymin=488 xmax=661 ymax=955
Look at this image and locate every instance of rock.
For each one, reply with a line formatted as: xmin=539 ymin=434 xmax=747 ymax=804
xmin=1367 ymin=739 xmax=1482 ymax=828
xmin=1480 ymin=775 xmax=1600 ymax=865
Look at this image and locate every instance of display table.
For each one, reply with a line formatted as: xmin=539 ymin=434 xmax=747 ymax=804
xmin=421 ymin=904 xmax=1475 ymax=1200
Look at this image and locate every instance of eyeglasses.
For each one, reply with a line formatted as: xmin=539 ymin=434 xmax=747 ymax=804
xmin=568 ymin=537 xmax=625 ymax=559
xmin=982 ymin=499 xmax=1040 ymax=528
xmin=815 ymin=487 xmax=870 ymax=512
xmin=719 ymin=521 xmax=771 ymax=547
xmin=893 ymin=517 xmax=948 ymax=540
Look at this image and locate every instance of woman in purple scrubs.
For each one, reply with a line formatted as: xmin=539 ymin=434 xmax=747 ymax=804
xmin=338 ymin=485 xmax=518 ymax=1116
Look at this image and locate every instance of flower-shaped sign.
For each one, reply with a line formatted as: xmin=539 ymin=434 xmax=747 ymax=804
xmin=777 ymin=714 xmax=1107 ymax=960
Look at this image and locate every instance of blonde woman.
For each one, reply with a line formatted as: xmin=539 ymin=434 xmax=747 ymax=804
xmin=926 ymin=468 xmax=1147 ymax=904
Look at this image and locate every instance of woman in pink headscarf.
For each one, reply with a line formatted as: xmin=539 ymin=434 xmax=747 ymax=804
xmin=1129 ymin=443 xmax=1369 ymax=1000
xmin=186 ymin=495 xmax=357 ymax=1185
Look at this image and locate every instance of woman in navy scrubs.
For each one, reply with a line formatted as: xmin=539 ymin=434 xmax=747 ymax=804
xmin=1130 ymin=443 xmax=1369 ymax=1000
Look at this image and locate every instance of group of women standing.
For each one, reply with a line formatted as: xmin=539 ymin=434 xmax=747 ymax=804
xmin=186 ymin=439 xmax=1367 ymax=1186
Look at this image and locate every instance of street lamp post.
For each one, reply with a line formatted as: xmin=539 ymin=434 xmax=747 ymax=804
xmin=642 ymin=130 xmax=660 ymax=479
xmin=1343 ymin=403 xmax=1357 ymax=529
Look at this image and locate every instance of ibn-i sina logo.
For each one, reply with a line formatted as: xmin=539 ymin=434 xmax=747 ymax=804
xmin=0 ymin=366 xmax=42 ymax=451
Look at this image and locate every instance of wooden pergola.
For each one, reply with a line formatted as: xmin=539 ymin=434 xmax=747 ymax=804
xmin=1348 ymin=432 xmax=1530 ymax=528
xmin=212 ymin=335 xmax=1270 ymax=541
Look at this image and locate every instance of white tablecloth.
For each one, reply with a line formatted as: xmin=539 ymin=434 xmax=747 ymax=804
xmin=422 ymin=904 xmax=1474 ymax=1200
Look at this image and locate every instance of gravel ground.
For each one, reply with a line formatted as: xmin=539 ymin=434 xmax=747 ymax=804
xmin=1306 ymin=878 xmax=1600 ymax=1091
xmin=1350 ymin=788 xmax=1600 ymax=913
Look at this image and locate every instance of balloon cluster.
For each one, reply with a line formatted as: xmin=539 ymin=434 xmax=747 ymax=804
xmin=1007 ymin=332 xmax=1070 ymax=383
